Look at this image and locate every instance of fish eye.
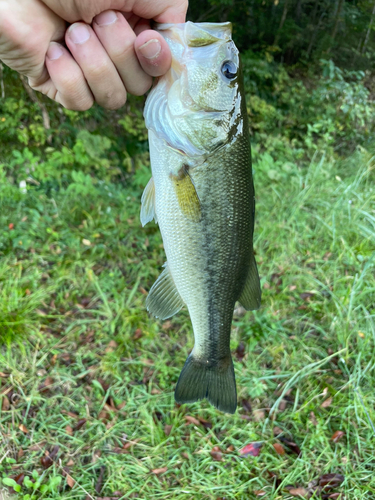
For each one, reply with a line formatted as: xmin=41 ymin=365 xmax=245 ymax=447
xmin=221 ymin=61 xmax=237 ymax=80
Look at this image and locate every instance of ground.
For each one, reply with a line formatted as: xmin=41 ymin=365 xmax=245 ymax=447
xmin=1 ymin=140 xmax=375 ymax=499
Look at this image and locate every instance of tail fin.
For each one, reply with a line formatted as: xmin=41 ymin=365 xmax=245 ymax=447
xmin=174 ymin=354 xmax=237 ymax=414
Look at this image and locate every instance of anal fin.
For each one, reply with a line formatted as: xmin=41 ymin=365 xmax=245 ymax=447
xmin=146 ymin=263 xmax=184 ymax=319
xmin=238 ymin=253 xmax=261 ymax=311
xmin=140 ymin=177 xmax=157 ymax=227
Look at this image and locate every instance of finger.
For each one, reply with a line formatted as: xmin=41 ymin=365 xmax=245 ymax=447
xmin=93 ymin=11 xmax=152 ymax=96
xmin=41 ymin=1 xmax=188 ymax=24
xmin=66 ymin=22 xmax=127 ymax=110
xmin=135 ymin=30 xmax=172 ymax=78
xmin=30 ymin=42 xmax=94 ymax=111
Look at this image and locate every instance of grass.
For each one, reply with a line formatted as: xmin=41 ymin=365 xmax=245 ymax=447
xmin=0 ymin=139 xmax=375 ymax=499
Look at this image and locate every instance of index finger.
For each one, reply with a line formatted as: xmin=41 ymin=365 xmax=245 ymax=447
xmin=41 ymin=0 xmax=188 ymax=24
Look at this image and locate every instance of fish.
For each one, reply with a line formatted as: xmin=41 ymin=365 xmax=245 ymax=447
xmin=141 ymin=21 xmax=261 ymax=414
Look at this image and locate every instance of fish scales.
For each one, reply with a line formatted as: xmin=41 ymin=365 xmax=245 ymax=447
xmin=142 ymin=22 xmax=261 ymax=413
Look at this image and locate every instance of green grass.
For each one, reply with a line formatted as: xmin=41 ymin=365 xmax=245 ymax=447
xmin=1 ymin=143 xmax=375 ymax=499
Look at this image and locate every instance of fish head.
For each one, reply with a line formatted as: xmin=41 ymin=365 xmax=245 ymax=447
xmin=144 ymin=22 xmax=243 ymax=158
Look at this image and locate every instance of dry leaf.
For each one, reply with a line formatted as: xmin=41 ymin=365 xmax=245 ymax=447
xmin=321 ymin=397 xmax=333 ymax=408
xmin=253 ymin=409 xmax=265 ymax=421
xmin=185 ymin=415 xmax=200 ymax=426
xmin=254 ymin=491 xmax=267 ymax=497
xmin=239 ymin=442 xmax=262 ymax=457
xmin=331 ymin=430 xmax=345 ymax=443
xmin=210 ymin=451 xmax=223 ymax=461
xmin=65 ymin=425 xmax=73 ymax=436
xmin=17 ymin=449 xmax=24 ymax=460
xmin=318 ymin=473 xmax=344 ymax=489
xmin=67 ymin=459 xmax=75 ymax=466
xmin=74 ymin=418 xmax=87 ymax=430
xmin=278 ymin=436 xmax=301 ymax=456
xmin=19 ymin=424 xmax=28 ymax=434
xmin=164 ymin=425 xmax=172 ymax=436
xmin=310 ymin=411 xmax=318 ymax=426
xmin=152 ymin=467 xmax=167 ymax=475
xmin=2 ymin=395 xmax=10 ymax=411
xmin=82 ymin=239 xmax=91 ymax=246
xmin=289 ymin=487 xmax=309 ymax=497
xmin=67 ymin=474 xmax=75 ymax=488
xmin=273 ymin=443 xmax=285 ymax=455
xmin=273 ymin=426 xmax=283 ymax=436
xmin=198 ymin=416 xmax=212 ymax=429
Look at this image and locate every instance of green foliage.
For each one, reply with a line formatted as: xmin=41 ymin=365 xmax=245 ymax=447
xmin=188 ymin=0 xmax=375 ymax=70
xmin=243 ymin=52 xmax=375 ymax=157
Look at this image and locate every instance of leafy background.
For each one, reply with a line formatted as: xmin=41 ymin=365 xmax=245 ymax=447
xmin=0 ymin=0 xmax=375 ymax=499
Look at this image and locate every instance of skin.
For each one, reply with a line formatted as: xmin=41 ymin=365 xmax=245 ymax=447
xmin=0 ymin=0 xmax=188 ymax=110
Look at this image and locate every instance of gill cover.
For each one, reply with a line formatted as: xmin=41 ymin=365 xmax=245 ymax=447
xmin=144 ymin=22 xmax=241 ymax=158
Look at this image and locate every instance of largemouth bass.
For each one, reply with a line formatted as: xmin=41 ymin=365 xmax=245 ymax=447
xmin=141 ymin=22 xmax=261 ymax=414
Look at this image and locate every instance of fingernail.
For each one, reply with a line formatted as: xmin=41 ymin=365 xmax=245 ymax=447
xmin=139 ymin=39 xmax=161 ymax=60
xmin=47 ymin=43 xmax=63 ymax=61
xmin=94 ymin=10 xmax=118 ymax=26
xmin=69 ymin=24 xmax=90 ymax=44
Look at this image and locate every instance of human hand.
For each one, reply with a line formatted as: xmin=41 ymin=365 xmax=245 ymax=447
xmin=0 ymin=0 xmax=188 ymax=110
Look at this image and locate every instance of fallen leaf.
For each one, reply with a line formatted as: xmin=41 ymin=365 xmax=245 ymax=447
xmin=95 ymin=466 xmax=106 ymax=494
xmin=319 ymin=473 xmax=344 ymax=489
xmin=67 ymin=459 xmax=75 ymax=466
xmin=288 ymin=487 xmax=309 ymax=497
xmin=273 ymin=426 xmax=283 ymax=436
xmin=331 ymin=431 xmax=345 ymax=443
xmin=8 ymin=223 xmax=14 ymax=229
xmin=17 ymin=449 xmax=24 ymax=460
xmin=62 ymin=410 xmax=79 ymax=418
xmin=226 ymin=445 xmax=235 ymax=452
xmin=185 ymin=415 xmax=200 ymax=426
xmin=278 ymin=399 xmax=287 ymax=411
xmin=82 ymin=239 xmax=91 ymax=246
xmin=321 ymin=397 xmax=333 ymax=408
xmin=65 ymin=425 xmax=73 ymax=436
xmin=13 ymin=473 xmax=25 ymax=486
xmin=2 ymin=395 xmax=10 ymax=411
xmin=278 ymin=437 xmax=301 ymax=456
xmin=253 ymin=409 xmax=265 ymax=421
xmin=241 ymin=398 xmax=252 ymax=413
xmin=254 ymin=491 xmax=267 ymax=496
xmin=133 ymin=328 xmax=143 ymax=339
xmin=273 ymin=443 xmax=285 ymax=455
xmin=66 ymin=474 xmax=75 ymax=488
xmin=74 ymin=418 xmax=87 ymax=430
xmin=239 ymin=442 xmax=262 ymax=457
xmin=235 ymin=341 xmax=245 ymax=360
xmin=152 ymin=467 xmax=167 ymax=475
xmin=164 ymin=425 xmax=172 ymax=436
xmin=210 ymin=450 xmax=223 ymax=461
xmin=19 ymin=424 xmax=28 ymax=434
xmin=181 ymin=452 xmax=189 ymax=459
xmin=310 ymin=411 xmax=318 ymax=426
xmin=267 ymin=470 xmax=282 ymax=488
xmin=198 ymin=416 xmax=212 ymax=429
xmin=41 ymin=455 xmax=53 ymax=469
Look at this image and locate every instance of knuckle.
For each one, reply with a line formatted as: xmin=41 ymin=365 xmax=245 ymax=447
xmin=101 ymin=91 xmax=127 ymax=110
xmin=129 ymin=78 xmax=152 ymax=96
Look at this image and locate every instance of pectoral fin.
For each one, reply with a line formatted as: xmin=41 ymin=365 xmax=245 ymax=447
xmin=238 ymin=253 xmax=261 ymax=311
xmin=140 ymin=177 xmax=157 ymax=227
xmin=170 ymin=165 xmax=201 ymax=222
xmin=146 ymin=263 xmax=184 ymax=319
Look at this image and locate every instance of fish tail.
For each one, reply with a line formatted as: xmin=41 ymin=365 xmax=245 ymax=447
xmin=175 ymin=353 xmax=237 ymax=414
